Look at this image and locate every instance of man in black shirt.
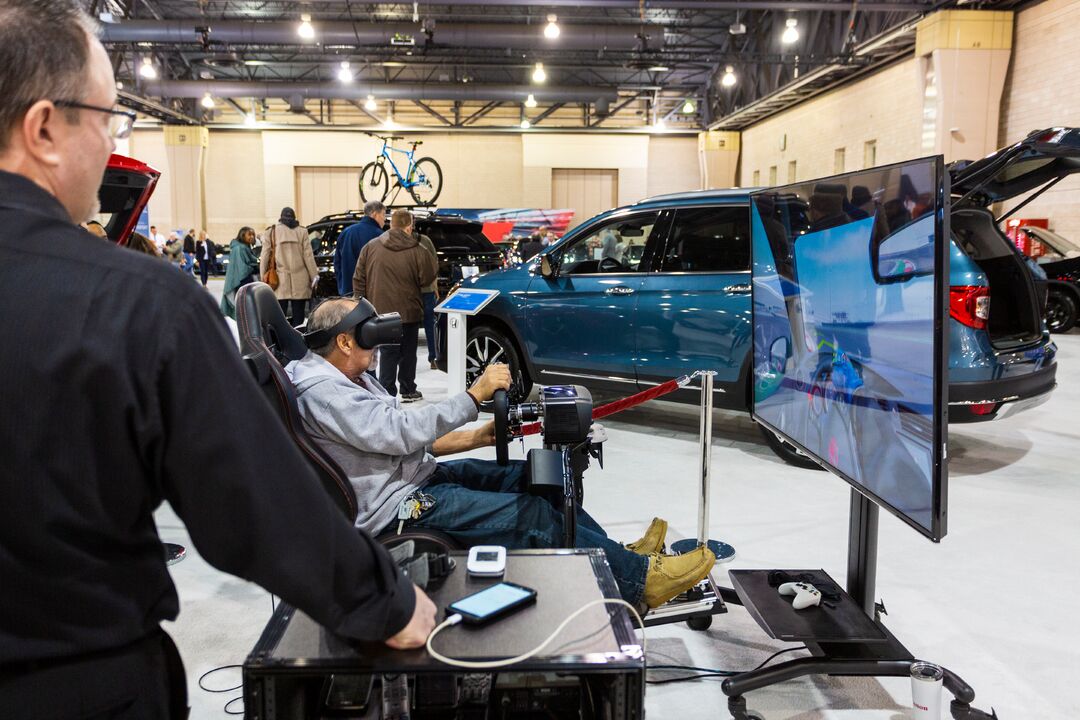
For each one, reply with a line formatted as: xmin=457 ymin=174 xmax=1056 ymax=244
xmin=0 ymin=1 xmax=435 ymax=716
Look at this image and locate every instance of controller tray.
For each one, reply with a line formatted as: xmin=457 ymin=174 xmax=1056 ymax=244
xmin=728 ymin=569 xmax=887 ymax=644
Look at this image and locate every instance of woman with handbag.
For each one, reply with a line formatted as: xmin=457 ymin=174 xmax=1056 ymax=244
xmin=220 ymin=226 xmax=260 ymax=320
xmin=259 ymin=207 xmax=319 ymax=326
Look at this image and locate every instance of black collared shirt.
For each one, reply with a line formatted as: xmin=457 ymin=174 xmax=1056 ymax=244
xmin=0 ymin=171 xmax=414 ymax=668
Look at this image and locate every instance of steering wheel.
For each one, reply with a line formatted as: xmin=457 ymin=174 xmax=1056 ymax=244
xmin=598 ymin=256 xmax=623 ymax=273
xmin=492 ymin=389 xmax=510 ymax=466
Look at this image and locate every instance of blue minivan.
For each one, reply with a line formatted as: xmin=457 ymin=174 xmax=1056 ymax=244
xmin=440 ymin=129 xmax=1074 ymax=467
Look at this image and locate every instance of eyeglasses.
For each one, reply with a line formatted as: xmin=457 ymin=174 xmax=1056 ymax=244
xmin=52 ymin=100 xmax=137 ymax=140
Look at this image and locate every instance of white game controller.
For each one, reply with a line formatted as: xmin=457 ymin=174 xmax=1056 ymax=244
xmin=778 ymin=581 xmax=822 ymax=610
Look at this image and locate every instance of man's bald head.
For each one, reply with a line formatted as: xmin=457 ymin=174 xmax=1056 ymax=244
xmin=308 ymin=298 xmax=359 ymax=357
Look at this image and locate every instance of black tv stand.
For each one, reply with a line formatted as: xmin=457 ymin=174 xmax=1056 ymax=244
xmin=718 ymin=490 xmax=998 ymax=720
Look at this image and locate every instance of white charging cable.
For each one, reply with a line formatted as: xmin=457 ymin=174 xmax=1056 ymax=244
xmin=425 ymin=599 xmax=646 ymax=670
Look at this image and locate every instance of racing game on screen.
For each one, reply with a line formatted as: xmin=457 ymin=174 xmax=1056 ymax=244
xmin=750 ymin=158 xmax=946 ymax=539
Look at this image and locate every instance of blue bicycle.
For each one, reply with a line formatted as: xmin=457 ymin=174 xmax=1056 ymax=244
xmin=359 ymin=133 xmax=443 ymax=206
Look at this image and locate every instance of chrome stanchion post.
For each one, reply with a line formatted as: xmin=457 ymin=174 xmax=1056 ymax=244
xmin=697 ymin=371 xmax=716 ymax=548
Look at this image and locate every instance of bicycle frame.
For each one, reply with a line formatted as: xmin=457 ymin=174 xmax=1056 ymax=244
xmin=377 ymin=140 xmax=428 ymax=189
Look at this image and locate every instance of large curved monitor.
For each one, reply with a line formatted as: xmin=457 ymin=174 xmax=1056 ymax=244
xmin=751 ymin=157 xmax=949 ymax=540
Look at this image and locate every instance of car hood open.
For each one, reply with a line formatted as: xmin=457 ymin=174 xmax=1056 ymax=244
xmin=949 ymin=127 xmax=1080 ymax=209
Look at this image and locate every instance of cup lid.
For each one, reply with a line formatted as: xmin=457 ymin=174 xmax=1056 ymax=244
xmin=910 ymin=661 xmax=944 ymax=681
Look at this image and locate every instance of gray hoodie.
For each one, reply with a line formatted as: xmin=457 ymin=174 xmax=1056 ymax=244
xmin=286 ymin=352 xmax=478 ymax=533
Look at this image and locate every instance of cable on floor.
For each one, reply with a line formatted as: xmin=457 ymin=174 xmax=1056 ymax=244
xmin=645 ymin=646 xmax=808 ymax=685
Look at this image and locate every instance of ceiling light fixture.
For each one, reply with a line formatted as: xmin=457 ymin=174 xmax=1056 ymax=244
xmin=365 ymin=94 xmax=377 ymax=111
xmin=244 ymin=113 xmax=257 ymax=127
xmin=525 ymin=93 xmax=538 ymax=108
xmin=782 ymin=18 xmax=799 ymax=44
xmin=653 ymin=118 xmax=666 ymax=131
xmin=243 ymin=59 xmax=267 ymax=66
xmin=648 ymin=64 xmax=670 ymax=73
xmin=139 ymin=57 xmax=157 ymax=80
xmin=338 ymin=60 xmax=353 ymax=83
xmin=116 ymin=81 xmax=124 ymax=90
xmin=298 ymin=13 xmax=315 ymax=40
xmin=729 ymin=22 xmax=746 ymax=35
xmin=412 ymin=1 xmax=419 ymax=24
xmin=520 ymin=119 xmax=531 ymax=129
xmin=200 ymin=93 xmax=215 ymax=109
xmin=544 ymin=14 xmax=560 ymax=39
xmin=721 ymin=65 xmax=737 ymax=87
xmin=532 ymin=62 xmax=546 ymax=83
xmin=682 ymin=100 xmax=696 ymax=114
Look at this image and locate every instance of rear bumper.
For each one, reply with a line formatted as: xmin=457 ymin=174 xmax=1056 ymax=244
xmin=949 ymin=361 xmax=1057 ymax=422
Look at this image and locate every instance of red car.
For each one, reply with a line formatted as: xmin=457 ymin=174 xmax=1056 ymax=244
xmin=97 ymin=153 xmax=161 ymax=245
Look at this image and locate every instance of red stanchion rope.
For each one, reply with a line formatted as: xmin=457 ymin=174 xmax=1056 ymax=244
xmin=518 ymin=377 xmax=685 ymax=436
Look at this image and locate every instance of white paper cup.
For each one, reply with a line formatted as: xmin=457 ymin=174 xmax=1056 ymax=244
xmin=910 ymin=661 xmax=944 ymax=719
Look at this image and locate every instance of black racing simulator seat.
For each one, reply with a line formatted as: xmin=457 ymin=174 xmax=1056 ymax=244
xmin=234 ymin=282 xmax=460 ymax=555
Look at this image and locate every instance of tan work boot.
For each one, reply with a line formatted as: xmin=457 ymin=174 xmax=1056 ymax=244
xmin=626 ymin=517 xmax=668 ymax=556
xmin=642 ymin=547 xmax=716 ymax=608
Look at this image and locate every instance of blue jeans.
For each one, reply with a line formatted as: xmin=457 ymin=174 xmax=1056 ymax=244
xmin=422 ymin=291 xmax=437 ymax=362
xmin=399 ymin=459 xmax=648 ymax=605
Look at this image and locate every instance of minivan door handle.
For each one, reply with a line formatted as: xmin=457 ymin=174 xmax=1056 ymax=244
xmin=724 ymin=284 xmax=752 ymax=295
xmin=604 ymin=286 xmax=635 ymax=296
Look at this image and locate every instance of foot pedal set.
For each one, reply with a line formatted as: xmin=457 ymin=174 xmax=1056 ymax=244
xmin=671 ymin=537 xmax=737 ymax=563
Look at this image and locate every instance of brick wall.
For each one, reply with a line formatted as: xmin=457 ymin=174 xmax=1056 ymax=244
xmin=739 ymin=57 xmax=924 ymax=187
xmin=999 ymin=0 xmax=1080 ymax=240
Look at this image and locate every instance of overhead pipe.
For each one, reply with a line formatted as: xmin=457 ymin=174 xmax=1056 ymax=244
xmin=100 ymin=19 xmax=644 ymax=51
xmin=144 ymin=79 xmax=618 ymax=104
xmin=185 ymin=0 xmax=930 ymax=10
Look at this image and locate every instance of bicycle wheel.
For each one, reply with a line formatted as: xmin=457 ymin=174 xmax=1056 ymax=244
xmin=359 ymin=161 xmax=389 ymax=203
xmin=406 ymin=157 xmax=443 ymax=206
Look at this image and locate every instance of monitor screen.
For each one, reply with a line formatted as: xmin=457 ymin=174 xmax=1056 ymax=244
xmin=750 ymin=157 xmax=948 ymax=540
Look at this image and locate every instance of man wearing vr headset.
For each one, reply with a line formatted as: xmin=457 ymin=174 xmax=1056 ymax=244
xmin=289 ymin=298 xmax=717 ymax=611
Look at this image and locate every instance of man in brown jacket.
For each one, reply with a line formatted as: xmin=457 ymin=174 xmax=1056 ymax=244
xmin=354 ymin=209 xmax=438 ymax=401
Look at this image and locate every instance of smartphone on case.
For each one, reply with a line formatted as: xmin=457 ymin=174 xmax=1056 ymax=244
xmin=447 ymin=582 xmax=537 ymax=625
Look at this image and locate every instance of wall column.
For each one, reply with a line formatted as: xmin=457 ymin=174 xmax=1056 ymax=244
xmin=915 ymin=10 xmax=1013 ymax=163
xmin=698 ymin=131 xmax=740 ymax=188
xmin=163 ymin=126 xmax=208 ymax=232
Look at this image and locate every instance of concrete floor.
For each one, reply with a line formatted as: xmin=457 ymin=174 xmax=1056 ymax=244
xmin=165 ymin=279 xmax=1080 ymax=718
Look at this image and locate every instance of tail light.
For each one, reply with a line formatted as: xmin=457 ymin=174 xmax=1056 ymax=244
xmin=950 ymin=286 xmax=990 ymax=330
xmin=968 ymin=402 xmax=999 ymax=416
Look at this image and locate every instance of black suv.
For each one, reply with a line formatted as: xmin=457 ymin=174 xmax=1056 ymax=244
xmin=306 ymin=210 xmax=504 ymax=299
xmin=1020 ymin=225 xmax=1080 ymax=332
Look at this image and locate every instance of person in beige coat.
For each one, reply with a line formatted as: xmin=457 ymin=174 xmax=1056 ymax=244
xmin=260 ymin=207 xmax=319 ymax=326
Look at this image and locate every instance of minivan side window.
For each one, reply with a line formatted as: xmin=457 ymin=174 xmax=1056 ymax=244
xmin=659 ymin=206 xmax=750 ymax=273
xmin=558 ymin=212 xmax=660 ymax=275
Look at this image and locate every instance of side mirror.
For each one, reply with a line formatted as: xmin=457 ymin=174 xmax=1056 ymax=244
xmin=541 ymin=255 xmax=555 ymax=279
xmin=875 ymin=215 xmax=935 ymax=283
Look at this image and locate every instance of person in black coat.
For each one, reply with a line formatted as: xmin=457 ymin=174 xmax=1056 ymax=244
xmin=0 ymin=3 xmax=436 ymax=714
xmin=181 ymin=229 xmax=196 ymax=276
xmin=195 ymin=230 xmax=216 ymax=286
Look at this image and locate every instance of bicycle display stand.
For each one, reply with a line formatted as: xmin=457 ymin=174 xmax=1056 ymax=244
xmin=716 ymin=491 xmax=999 ymax=720
xmin=434 ymin=289 xmax=500 ymax=396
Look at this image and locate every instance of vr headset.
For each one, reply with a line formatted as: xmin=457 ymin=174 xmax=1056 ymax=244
xmin=302 ymin=298 xmax=402 ymax=350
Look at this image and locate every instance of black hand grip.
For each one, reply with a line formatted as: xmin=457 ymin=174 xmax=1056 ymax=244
xmin=493 ymin=389 xmax=510 ymax=466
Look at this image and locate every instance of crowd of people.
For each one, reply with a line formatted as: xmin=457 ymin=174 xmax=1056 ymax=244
xmin=125 ymin=224 xmax=220 ymax=288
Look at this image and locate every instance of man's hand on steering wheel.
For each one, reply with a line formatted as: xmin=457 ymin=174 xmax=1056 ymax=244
xmin=467 ymin=363 xmax=511 ymax=404
xmin=471 ymin=420 xmax=497 ymax=448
